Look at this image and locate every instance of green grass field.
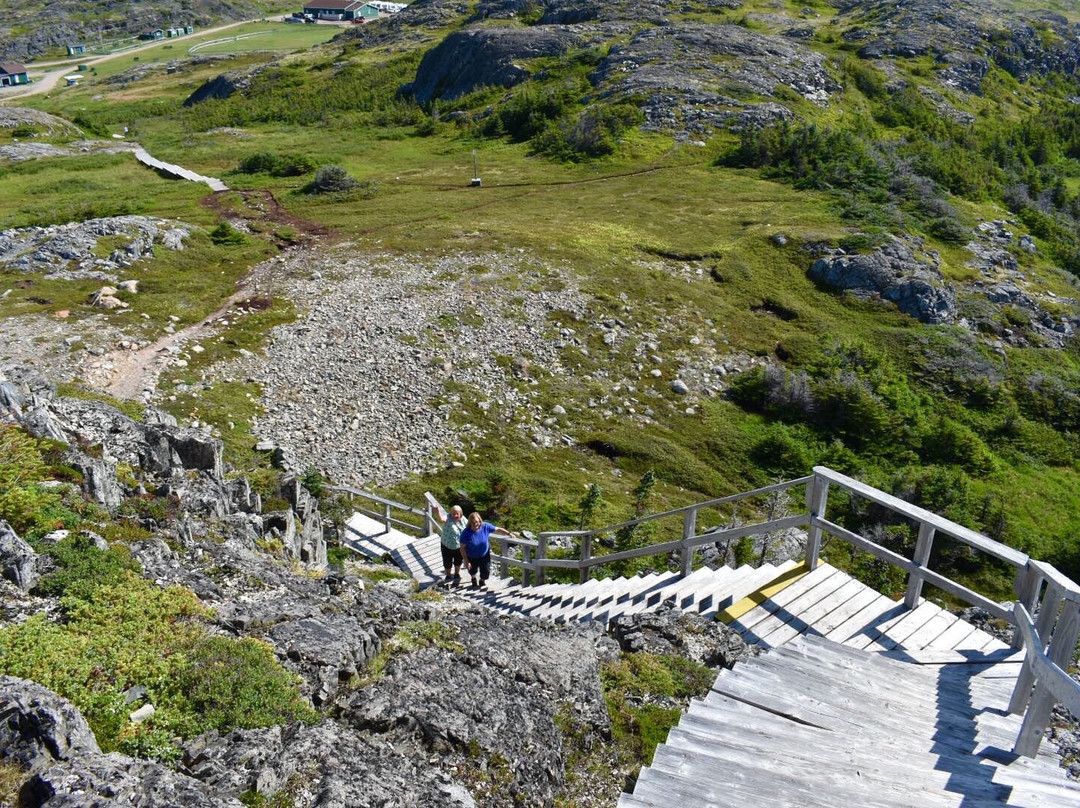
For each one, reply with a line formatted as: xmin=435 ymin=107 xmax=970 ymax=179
xmin=187 ymin=24 xmax=342 ymax=55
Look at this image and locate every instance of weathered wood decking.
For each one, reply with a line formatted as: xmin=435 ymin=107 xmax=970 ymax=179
xmin=622 ymin=633 xmax=1076 ymax=808
xmin=134 ymin=148 xmax=228 ymax=192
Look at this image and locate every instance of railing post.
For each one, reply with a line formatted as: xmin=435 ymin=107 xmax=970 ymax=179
xmin=804 ymin=473 xmax=830 ymax=569
xmin=1014 ymin=597 xmax=1080 ymax=757
xmin=580 ymin=534 xmax=593 ymax=584
xmin=536 ymin=535 xmax=548 ymax=586
xmin=904 ymin=522 xmax=936 ymax=609
xmin=680 ymin=508 xmax=697 ymax=577
xmin=1009 ymin=580 xmax=1062 ymax=715
xmin=522 ymin=544 xmax=532 ymax=587
xmin=496 ymin=535 xmax=508 ymax=578
xmin=382 ymin=502 xmax=391 ymax=533
xmin=1011 ymin=564 xmax=1044 ymax=651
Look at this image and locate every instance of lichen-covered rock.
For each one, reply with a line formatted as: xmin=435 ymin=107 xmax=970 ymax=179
xmin=808 ymin=237 xmax=957 ymax=324
xmin=22 ymin=753 xmax=244 ymax=808
xmin=0 ymin=677 xmax=100 ymax=770
xmin=0 ymin=521 xmax=38 ymax=591
xmin=63 ymin=448 xmax=124 ymax=511
xmin=268 ymin=615 xmax=382 ymax=705
xmin=181 ymin=721 xmax=476 ymax=807
xmin=183 ymin=65 xmax=264 ymax=107
xmin=610 ymin=605 xmax=757 ymax=668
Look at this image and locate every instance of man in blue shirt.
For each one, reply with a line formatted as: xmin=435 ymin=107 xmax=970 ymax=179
xmin=459 ymin=511 xmax=516 ymax=588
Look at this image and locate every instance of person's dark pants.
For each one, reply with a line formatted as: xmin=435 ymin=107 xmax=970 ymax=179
xmin=467 ymin=552 xmax=491 ymax=582
xmin=441 ymin=545 xmax=462 ymax=573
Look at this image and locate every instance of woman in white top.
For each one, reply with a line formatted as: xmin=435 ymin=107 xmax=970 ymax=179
xmin=437 ymin=505 xmax=466 ymax=581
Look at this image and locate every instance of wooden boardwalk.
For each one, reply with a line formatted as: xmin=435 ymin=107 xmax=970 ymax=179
xmin=621 ymin=633 xmax=1076 ymax=807
xmin=134 ymin=148 xmax=228 ymax=192
xmin=345 ymin=511 xmax=1077 ymax=806
xmin=721 ymin=561 xmax=1012 ymax=655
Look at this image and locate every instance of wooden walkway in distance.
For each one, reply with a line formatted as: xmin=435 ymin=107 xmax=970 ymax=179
xmin=344 ymin=511 xmax=443 ymax=583
xmin=134 ymin=148 xmax=228 ymax=192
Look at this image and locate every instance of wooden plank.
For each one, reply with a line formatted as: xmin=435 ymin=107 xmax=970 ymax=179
xmin=758 ymin=577 xmax=868 ymax=647
xmin=876 ymin=600 xmax=948 ymax=649
xmin=752 ymin=572 xmax=858 ymax=647
xmin=826 ymin=598 xmax=906 ymax=647
xmin=725 ymin=564 xmax=840 ymax=637
xmin=717 ymin=561 xmax=817 ymax=624
xmin=895 ymin=607 xmax=957 ymax=651
xmin=667 ymin=711 xmax=1025 ymax=806
xmin=877 ymin=648 xmax=1024 ymax=665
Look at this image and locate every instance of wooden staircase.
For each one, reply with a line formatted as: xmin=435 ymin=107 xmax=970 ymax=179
xmin=620 ymin=633 xmax=1078 ymax=807
xmin=341 ymin=472 xmax=1080 ymax=806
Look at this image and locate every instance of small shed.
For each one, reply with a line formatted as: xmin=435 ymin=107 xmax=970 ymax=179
xmin=303 ymin=0 xmax=364 ymax=20
xmin=139 ymin=29 xmax=165 ymax=40
xmin=67 ymin=44 xmax=86 ymax=56
xmin=0 ymin=62 xmax=29 ymax=86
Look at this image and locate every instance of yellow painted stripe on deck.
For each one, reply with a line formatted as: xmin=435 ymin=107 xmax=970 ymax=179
xmin=717 ymin=561 xmax=817 ymax=624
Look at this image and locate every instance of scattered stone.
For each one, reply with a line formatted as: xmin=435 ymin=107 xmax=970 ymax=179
xmin=670 ymin=379 xmax=690 ymax=395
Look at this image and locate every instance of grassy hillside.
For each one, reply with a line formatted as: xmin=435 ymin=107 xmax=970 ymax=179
xmin=6 ymin=0 xmax=1080 ymax=597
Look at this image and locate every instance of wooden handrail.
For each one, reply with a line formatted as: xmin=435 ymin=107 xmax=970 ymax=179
xmin=536 ymin=476 xmax=812 ymax=542
xmin=812 ymin=467 xmax=1029 ymax=567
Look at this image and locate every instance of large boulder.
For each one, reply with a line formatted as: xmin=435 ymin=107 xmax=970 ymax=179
xmin=63 ymin=449 xmax=124 ymax=511
xmin=0 ymin=677 xmax=100 ymax=771
xmin=182 ymin=720 xmax=476 ymax=807
xmin=22 ymin=753 xmax=243 ymax=808
xmin=182 ymin=65 xmax=263 ymax=107
xmin=610 ymin=605 xmax=757 ymax=668
xmin=0 ymin=521 xmax=38 ymax=591
xmin=808 ymin=237 xmax=957 ymax=324
xmin=403 ymin=26 xmax=582 ymax=103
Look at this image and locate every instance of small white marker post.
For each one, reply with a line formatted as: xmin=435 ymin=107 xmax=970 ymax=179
xmin=470 ymin=149 xmax=482 ymax=187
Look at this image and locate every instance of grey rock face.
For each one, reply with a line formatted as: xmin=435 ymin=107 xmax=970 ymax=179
xmin=0 ymin=521 xmax=38 ymax=591
xmin=63 ymin=449 xmax=124 ymax=511
xmin=841 ymin=0 xmax=1080 ymax=88
xmin=610 ymin=605 xmax=756 ymax=669
xmin=183 ymin=65 xmax=265 ymax=107
xmin=404 ymin=26 xmax=583 ymax=103
xmin=23 ymin=753 xmax=244 ymax=808
xmin=182 ymin=721 xmax=475 ymax=807
xmin=0 ymin=676 xmax=100 ymax=770
xmin=268 ymin=615 xmax=382 ymax=705
xmin=0 ymin=216 xmax=191 ymax=282
xmin=809 ymin=237 xmax=957 ymax=324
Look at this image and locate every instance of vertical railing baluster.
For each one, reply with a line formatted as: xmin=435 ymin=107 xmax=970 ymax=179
xmin=1010 ymin=580 xmax=1062 ymax=715
xmin=904 ymin=522 xmax=936 ymax=609
xmin=1014 ymin=597 xmax=1080 ymax=756
xmin=681 ymin=507 xmax=697 ymax=577
xmin=580 ymin=534 xmax=593 ymax=584
xmin=804 ymin=473 xmax=830 ymax=569
xmin=536 ymin=534 xmax=548 ymax=586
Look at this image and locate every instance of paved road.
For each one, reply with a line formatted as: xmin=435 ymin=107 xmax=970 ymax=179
xmin=0 ymin=18 xmax=280 ymax=102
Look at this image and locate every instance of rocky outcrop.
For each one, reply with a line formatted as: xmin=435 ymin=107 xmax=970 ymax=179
xmin=808 ymin=237 xmax=957 ymax=324
xmin=0 ymin=521 xmax=39 ymax=591
xmin=183 ymin=64 xmax=265 ymax=107
xmin=840 ymin=0 xmax=1080 ymax=91
xmin=610 ymin=605 xmax=757 ymax=669
xmin=182 ymin=720 xmax=477 ymax=807
xmin=403 ymin=26 xmax=583 ymax=104
xmin=0 ymin=677 xmax=100 ymax=769
xmin=0 ymin=216 xmax=192 ymax=282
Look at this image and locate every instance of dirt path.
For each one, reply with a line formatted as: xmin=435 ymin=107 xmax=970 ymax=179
xmin=102 ymin=287 xmax=254 ymax=401
xmin=96 ymin=189 xmax=328 ymax=401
